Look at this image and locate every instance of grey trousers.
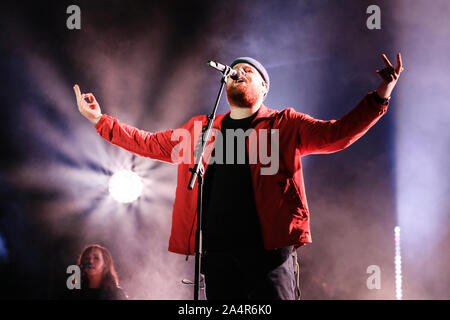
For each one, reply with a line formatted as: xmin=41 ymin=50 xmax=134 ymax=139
xmin=201 ymin=246 xmax=300 ymax=300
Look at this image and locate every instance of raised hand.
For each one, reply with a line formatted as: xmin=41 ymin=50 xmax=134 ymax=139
xmin=73 ymin=84 xmax=102 ymax=124
xmin=376 ymin=53 xmax=404 ymax=99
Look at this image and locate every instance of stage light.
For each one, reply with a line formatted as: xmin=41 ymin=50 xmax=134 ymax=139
xmin=394 ymin=226 xmax=402 ymax=300
xmin=108 ymin=170 xmax=143 ymax=203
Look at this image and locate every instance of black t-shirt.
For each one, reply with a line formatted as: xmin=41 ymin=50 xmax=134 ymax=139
xmin=202 ymin=112 xmax=264 ymax=252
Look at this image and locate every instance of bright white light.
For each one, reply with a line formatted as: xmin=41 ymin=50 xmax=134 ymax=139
xmin=394 ymin=226 xmax=403 ymax=300
xmin=108 ymin=170 xmax=143 ymax=203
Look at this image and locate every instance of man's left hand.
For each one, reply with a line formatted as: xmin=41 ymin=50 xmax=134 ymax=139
xmin=376 ymin=53 xmax=404 ymax=99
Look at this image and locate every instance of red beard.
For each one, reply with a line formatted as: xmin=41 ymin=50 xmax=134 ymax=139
xmin=226 ymin=83 xmax=261 ymax=108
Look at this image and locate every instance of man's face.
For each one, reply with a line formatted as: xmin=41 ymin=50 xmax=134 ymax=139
xmin=226 ymin=63 xmax=268 ymax=108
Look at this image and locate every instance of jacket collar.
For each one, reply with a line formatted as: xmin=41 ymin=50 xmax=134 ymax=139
xmin=254 ymin=104 xmax=278 ymax=120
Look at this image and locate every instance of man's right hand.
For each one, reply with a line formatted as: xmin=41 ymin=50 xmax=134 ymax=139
xmin=73 ymin=84 xmax=102 ymax=124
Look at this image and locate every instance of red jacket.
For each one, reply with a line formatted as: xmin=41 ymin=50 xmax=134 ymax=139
xmin=95 ymin=92 xmax=388 ymax=255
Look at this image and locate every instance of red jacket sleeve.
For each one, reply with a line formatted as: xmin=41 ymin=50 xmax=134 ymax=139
xmin=94 ymin=114 xmax=179 ymax=163
xmin=291 ymin=92 xmax=389 ymax=155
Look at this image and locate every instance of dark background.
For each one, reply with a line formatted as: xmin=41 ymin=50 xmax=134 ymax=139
xmin=0 ymin=0 xmax=448 ymax=299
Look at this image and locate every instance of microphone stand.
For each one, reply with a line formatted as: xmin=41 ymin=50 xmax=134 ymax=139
xmin=187 ymin=65 xmax=233 ymax=300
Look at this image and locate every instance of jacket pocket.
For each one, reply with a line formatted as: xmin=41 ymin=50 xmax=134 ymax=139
xmin=280 ymin=178 xmax=307 ymax=219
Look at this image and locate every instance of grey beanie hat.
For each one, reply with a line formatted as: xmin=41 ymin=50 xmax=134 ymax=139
xmin=230 ymin=57 xmax=270 ymax=88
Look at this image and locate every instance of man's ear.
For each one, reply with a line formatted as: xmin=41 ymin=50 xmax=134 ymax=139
xmin=262 ymin=81 xmax=268 ymax=97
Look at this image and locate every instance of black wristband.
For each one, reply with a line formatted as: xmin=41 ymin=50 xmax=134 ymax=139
xmin=373 ymin=91 xmax=390 ymax=105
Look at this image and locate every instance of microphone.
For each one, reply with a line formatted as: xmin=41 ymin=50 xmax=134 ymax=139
xmin=207 ymin=61 xmax=242 ymax=80
xmin=81 ymin=263 xmax=93 ymax=269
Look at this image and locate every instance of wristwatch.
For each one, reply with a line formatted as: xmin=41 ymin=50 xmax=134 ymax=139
xmin=373 ymin=91 xmax=391 ymax=105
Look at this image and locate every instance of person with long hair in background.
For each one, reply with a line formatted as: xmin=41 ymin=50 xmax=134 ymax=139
xmin=67 ymin=244 xmax=128 ymax=300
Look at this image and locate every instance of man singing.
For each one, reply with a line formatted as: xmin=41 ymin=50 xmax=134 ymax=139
xmin=74 ymin=54 xmax=403 ymax=300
